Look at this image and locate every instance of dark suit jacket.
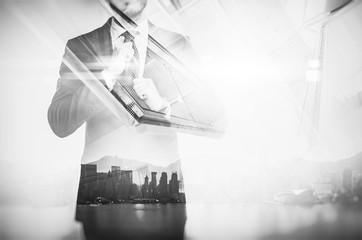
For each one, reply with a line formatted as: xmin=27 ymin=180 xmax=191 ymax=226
xmin=49 ymin=17 xmax=196 ymax=134
xmin=48 ymin=17 xmax=224 ymax=163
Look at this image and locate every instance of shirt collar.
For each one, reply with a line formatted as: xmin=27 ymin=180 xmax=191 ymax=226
xmin=111 ymin=17 xmax=149 ymax=40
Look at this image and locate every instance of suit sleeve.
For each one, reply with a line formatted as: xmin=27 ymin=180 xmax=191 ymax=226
xmin=48 ymin=39 xmax=103 ymax=138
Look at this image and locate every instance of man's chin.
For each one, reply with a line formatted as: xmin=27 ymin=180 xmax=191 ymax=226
xmin=125 ymin=8 xmax=142 ymax=16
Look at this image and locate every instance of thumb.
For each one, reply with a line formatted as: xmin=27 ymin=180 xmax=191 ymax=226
xmin=123 ymin=42 xmax=133 ymax=49
xmin=114 ymin=36 xmax=125 ymax=49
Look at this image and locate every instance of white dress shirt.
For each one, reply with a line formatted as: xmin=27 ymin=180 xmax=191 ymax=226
xmin=104 ymin=18 xmax=171 ymax=115
xmin=80 ymin=18 xmax=178 ymax=167
xmin=48 ymin=18 xmax=186 ymax=168
xmin=103 ymin=18 xmax=149 ymax=89
xmin=110 ymin=17 xmax=149 ymax=75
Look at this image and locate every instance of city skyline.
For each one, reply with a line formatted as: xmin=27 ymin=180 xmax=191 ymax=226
xmin=78 ymin=163 xmax=185 ymax=204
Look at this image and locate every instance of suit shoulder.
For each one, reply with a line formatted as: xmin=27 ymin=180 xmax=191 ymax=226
xmin=149 ymin=24 xmax=191 ymax=50
xmin=66 ymin=19 xmax=110 ymax=51
xmin=151 ymin=26 xmax=189 ymax=41
xmin=66 ymin=30 xmax=97 ymax=51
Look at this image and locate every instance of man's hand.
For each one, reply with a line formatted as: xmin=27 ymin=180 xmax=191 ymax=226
xmin=103 ymin=36 xmax=134 ymax=90
xmin=109 ymin=36 xmax=134 ymax=75
xmin=133 ymin=78 xmax=166 ymax=111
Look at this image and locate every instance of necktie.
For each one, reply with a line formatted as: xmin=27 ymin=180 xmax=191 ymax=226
xmin=118 ymin=31 xmax=148 ymax=108
xmin=121 ymin=31 xmax=139 ymax=62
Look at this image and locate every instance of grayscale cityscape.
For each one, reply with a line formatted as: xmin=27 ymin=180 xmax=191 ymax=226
xmin=77 ymin=163 xmax=186 ymax=204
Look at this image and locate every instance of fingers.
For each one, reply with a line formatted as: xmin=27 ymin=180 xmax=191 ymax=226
xmin=116 ymin=46 xmax=134 ymax=61
xmin=114 ymin=41 xmax=134 ymax=62
xmin=108 ymin=39 xmax=135 ymax=75
xmin=133 ymin=78 xmax=149 ymax=99
xmin=113 ymin=36 xmax=125 ymax=49
xmin=114 ymin=41 xmax=132 ymax=51
xmin=133 ymin=78 xmax=165 ymax=111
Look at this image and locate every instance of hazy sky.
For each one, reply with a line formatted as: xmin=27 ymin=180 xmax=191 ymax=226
xmin=1 ymin=0 xmax=362 ymax=206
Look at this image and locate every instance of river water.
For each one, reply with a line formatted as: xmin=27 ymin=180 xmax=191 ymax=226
xmin=76 ymin=203 xmax=362 ymax=240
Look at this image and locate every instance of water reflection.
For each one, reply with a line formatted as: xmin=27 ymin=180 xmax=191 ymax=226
xmin=184 ymin=203 xmax=362 ymax=240
xmin=76 ymin=203 xmax=186 ymax=240
xmin=76 ymin=203 xmax=362 ymax=240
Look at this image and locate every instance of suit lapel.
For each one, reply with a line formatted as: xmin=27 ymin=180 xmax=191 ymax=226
xmin=98 ymin=18 xmax=113 ymax=57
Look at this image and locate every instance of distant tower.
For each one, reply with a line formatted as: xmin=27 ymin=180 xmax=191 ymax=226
xmin=149 ymin=172 xmax=157 ymax=198
xmin=355 ymin=173 xmax=362 ymax=197
xmin=329 ymin=171 xmax=342 ymax=193
xmin=150 ymin=172 xmax=157 ymax=187
xmin=111 ymin=166 xmax=120 ymax=174
xmin=78 ymin=164 xmax=98 ymax=203
xmin=118 ymin=170 xmax=133 ymax=200
xmin=343 ymin=168 xmax=353 ymax=194
xmin=144 ymin=175 xmax=149 ymax=186
xmin=159 ymin=172 xmax=168 ymax=198
xmin=352 ymin=170 xmax=360 ymax=195
xmin=142 ymin=175 xmax=149 ymax=198
xmin=111 ymin=166 xmax=121 ymax=183
xmin=80 ymin=164 xmax=97 ymax=184
xmin=169 ymin=172 xmax=179 ymax=200
xmin=120 ymin=170 xmax=133 ymax=184
xmin=105 ymin=171 xmax=116 ymax=200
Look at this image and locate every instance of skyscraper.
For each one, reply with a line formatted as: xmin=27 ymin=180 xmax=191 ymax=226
xmin=111 ymin=166 xmax=121 ymax=184
xmin=78 ymin=164 xmax=98 ymax=203
xmin=118 ymin=170 xmax=133 ymax=200
xmin=105 ymin=171 xmax=116 ymax=200
xmin=141 ymin=175 xmax=149 ymax=198
xmin=343 ymin=168 xmax=353 ymax=194
xmin=159 ymin=172 xmax=168 ymax=198
xmin=120 ymin=170 xmax=133 ymax=184
xmin=80 ymin=164 xmax=97 ymax=184
xmin=169 ymin=172 xmax=179 ymax=200
xmin=149 ymin=172 xmax=157 ymax=198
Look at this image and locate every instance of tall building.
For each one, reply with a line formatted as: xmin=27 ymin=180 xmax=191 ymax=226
xmin=96 ymin=172 xmax=107 ymax=197
xmin=169 ymin=172 xmax=179 ymax=200
xmin=111 ymin=166 xmax=121 ymax=184
xmin=144 ymin=175 xmax=149 ymax=186
xmin=150 ymin=172 xmax=157 ymax=187
xmin=178 ymin=179 xmax=186 ymax=203
xmin=111 ymin=166 xmax=120 ymax=173
xmin=141 ymin=175 xmax=149 ymax=198
xmin=78 ymin=164 xmax=98 ymax=203
xmin=105 ymin=171 xmax=116 ymax=200
xmin=355 ymin=173 xmax=362 ymax=197
xmin=80 ymin=164 xmax=97 ymax=184
xmin=120 ymin=170 xmax=133 ymax=184
xmin=329 ymin=171 xmax=342 ymax=193
xmin=118 ymin=170 xmax=133 ymax=200
xmin=352 ymin=170 xmax=361 ymax=195
xmin=149 ymin=172 xmax=157 ymax=198
xmin=159 ymin=172 xmax=168 ymax=198
xmin=111 ymin=166 xmax=121 ymax=175
xmin=343 ymin=168 xmax=353 ymax=194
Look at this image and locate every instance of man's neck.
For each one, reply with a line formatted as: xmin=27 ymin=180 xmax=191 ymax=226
xmin=113 ymin=14 xmax=149 ymax=35
xmin=132 ymin=12 xmax=146 ymax=25
xmin=112 ymin=9 xmax=146 ymax=26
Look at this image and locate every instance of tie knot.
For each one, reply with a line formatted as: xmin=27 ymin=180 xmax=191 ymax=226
xmin=117 ymin=31 xmax=139 ymax=61
xmin=121 ymin=31 xmax=137 ymax=43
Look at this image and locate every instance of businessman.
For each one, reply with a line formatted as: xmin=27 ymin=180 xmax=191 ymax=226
xmin=48 ymin=0 xmax=224 ymax=204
